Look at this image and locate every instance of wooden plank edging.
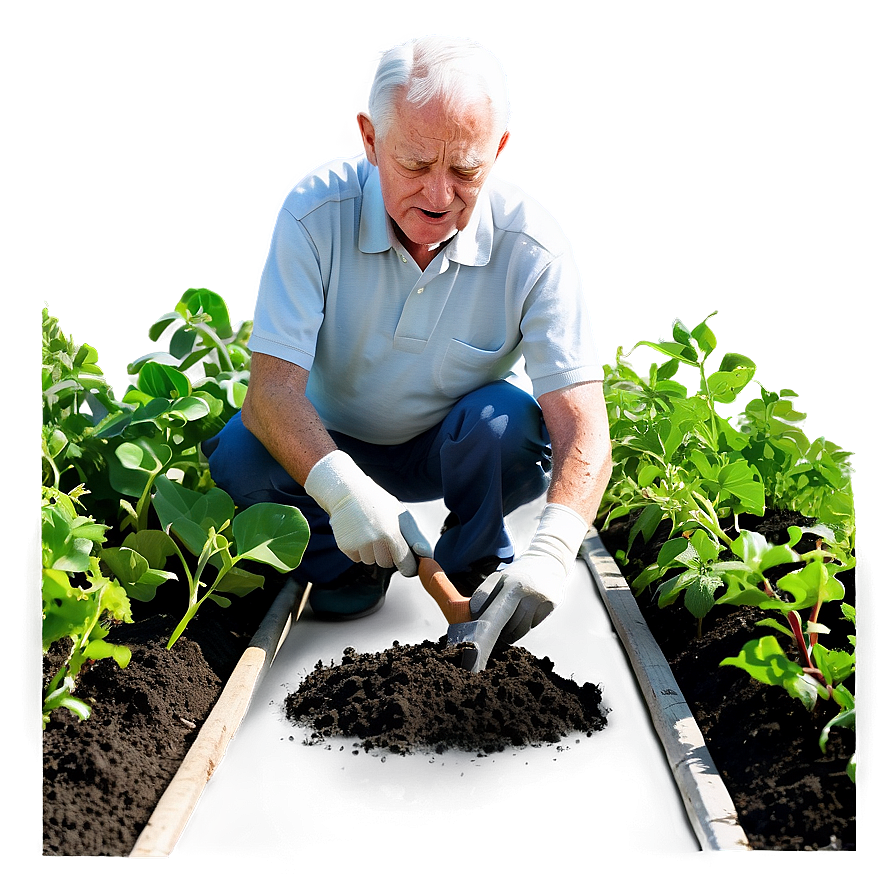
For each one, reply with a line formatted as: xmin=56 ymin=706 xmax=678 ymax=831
xmin=581 ymin=530 xmax=751 ymax=851
xmin=130 ymin=578 xmax=308 ymax=857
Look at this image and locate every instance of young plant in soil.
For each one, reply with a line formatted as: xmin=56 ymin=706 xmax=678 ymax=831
xmin=41 ymin=291 xmax=309 ymax=719
xmin=599 ymin=312 xmax=856 ymax=797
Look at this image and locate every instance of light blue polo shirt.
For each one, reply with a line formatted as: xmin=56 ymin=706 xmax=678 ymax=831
xmin=248 ymin=156 xmax=600 ymax=445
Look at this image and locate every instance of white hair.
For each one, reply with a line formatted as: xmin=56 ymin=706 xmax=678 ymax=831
xmin=367 ymin=36 xmax=510 ymax=138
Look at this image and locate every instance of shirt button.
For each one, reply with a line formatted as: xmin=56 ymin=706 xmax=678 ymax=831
xmin=417 ymin=287 xmax=425 ymax=293
xmin=399 ymin=254 xmax=408 ymax=263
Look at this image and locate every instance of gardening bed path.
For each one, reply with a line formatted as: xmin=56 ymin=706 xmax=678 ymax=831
xmin=44 ymin=512 xmax=855 ymax=868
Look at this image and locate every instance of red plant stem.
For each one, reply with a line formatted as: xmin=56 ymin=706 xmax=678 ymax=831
xmin=809 ymin=599 xmax=822 ymax=648
xmin=788 ymin=609 xmax=826 ymax=685
xmin=787 ymin=609 xmax=813 ymax=669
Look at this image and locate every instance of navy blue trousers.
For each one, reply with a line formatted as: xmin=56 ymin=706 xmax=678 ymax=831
xmin=202 ymin=380 xmax=551 ymax=584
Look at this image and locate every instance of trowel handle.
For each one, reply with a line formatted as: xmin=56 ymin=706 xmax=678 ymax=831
xmin=416 ymin=557 xmax=473 ymax=625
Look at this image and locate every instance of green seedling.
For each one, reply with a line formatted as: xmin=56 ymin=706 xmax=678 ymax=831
xmin=42 ymin=486 xmax=134 ymax=727
xmin=720 ymin=561 xmax=856 ymax=778
xmin=150 ymin=476 xmax=310 ymax=648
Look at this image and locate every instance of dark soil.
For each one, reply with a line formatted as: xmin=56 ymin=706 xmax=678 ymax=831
xmin=599 ymin=509 xmax=857 ymax=851
xmin=42 ymin=507 xmax=855 ymax=855
xmin=41 ymin=572 xmax=285 ymax=857
xmin=284 ymin=640 xmax=608 ymax=755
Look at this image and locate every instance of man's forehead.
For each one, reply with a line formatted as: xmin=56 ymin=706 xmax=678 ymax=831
xmin=391 ymin=92 xmax=496 ymax=143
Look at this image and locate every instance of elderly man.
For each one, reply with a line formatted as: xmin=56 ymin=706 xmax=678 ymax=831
xmin=203 ymin=36 xmax=612 ymax=646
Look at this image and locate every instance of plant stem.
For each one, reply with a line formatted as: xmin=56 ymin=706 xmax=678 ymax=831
xmin=194 ymin=322 xmax=234 ymax=372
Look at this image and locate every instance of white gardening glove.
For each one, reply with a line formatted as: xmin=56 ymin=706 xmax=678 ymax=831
xmin=304 ymin=450 xmax=426 ymax=577
xmin=469 ymin=503 xmax=588 ymax=644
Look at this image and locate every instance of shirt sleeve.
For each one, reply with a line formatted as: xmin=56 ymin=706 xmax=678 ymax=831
xmin=519 ymin=250 xmax=603 ymax=397
xmin=247 ymin=208 xmax=325 ymax=371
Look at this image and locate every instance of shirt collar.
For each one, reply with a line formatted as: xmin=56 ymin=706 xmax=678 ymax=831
xmin=445 ymin=193 xmax=493 ymax=267
xmin=359 ymin=165 xmax=393 ymax=254
xmin=358 ymin=163 xmax=494 ymax=267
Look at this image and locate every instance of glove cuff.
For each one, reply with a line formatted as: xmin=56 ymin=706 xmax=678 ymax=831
xmin=303 ymin=450 xmax=365 ymax=515
xmin=526 ymin=503 xmax=589 ymax=577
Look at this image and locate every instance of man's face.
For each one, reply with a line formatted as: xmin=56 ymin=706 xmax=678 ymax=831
xmin=358 ymin=91 xmax=509 ymax=259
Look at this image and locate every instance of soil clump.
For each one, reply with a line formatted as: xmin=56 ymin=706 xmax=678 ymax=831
xmin=284 ymin=640 xmax=608 ymax=755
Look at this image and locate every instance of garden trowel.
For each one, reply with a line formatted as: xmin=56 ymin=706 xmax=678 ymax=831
xmin=415 ymin=555 xmax=513 ymax=673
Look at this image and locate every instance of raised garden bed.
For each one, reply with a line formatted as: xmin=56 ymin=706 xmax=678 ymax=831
xmin=42 ymin=572 xmax=286 ymax=856
xmin=596 ymin=511 xmax=856 ymax=851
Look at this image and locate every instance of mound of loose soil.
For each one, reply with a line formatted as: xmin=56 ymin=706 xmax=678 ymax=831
xmin=599 ymin=510 xmax=857 ymax=851
xmin=284 ymin=640 xmax=608 ymax=755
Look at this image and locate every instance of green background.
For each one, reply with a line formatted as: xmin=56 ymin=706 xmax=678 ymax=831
xmin=0 ymin=0 xmax=894 ymax=892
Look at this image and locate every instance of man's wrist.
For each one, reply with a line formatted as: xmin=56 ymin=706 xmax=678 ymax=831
xmin=304 ymin=450 xmax=365 ymax=514
xmin=526 ymin=503 xmax=589 ymax=576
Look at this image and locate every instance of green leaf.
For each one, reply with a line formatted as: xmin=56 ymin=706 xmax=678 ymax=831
xmin=137 ymin=361 xmax=192 ymax=400
xmin=168 ymin=395 xmax=211 ymax=423
xmin=706 ymin=367 xmax=756 ymax=404
xmin=231 ymin=503 xmax=309 ymax=572
xmin=732 ymin=529 xmax=799 ymax=574
xmin=149 ymin=311 xmax=185 ymax=342
xmin=690 ymin=529 xmax=721 ymax=564
xmin=778 ymin=560 xmax=845 ymax=609
xmin=95 ymin=574 xmax=133 ymax=623
xmin=720 ymin=636 xmax=819 ymax=710
xmin=42 ymin=504 xmax=93 ymax=572
xmin=152 ymin=476 xmax=235 ymax=555
xmin=83 ymin=639 xmax=132 ymax=669
xmin=656 ymin=536 xmax=695 ymax=571
xmin=100 ymin=546 xmax=149 ymax=584
xmin=42 ymin=569 xmax=95 ymax=649
xmin=636 ymin=464 xmax=663 ymax=488
xmin=178 ymin=288 xmax=233 ymax=338
xmin=626 ymin=503 xmax=664 ymax=553
xmin=716 ymin=459 xmax=765 ymax=515
xmin=691 ymin=315 xmax=717 ymax=356
xmin=122 ymin=528 xmax=179 ymax=569
xmin=819 ymin=706 xmax=855 ymax=753
xmin=684 ymin=574 xmax=722 ymax=620
xmin=212 ymin=564 xmax=266 ymax=597
xmin=755 ymin=617 xmax=796 ymax=638
xmin=108 ymin=438 xmax=173 ymax=498
xmin=811 ymin=643 xmax=855 ymax=687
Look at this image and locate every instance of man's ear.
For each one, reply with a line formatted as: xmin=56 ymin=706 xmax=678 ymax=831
xmin=496 ymin=130 xmax=510 ymax=160
xmin=357 ymin=113 xmax=378 ymax=165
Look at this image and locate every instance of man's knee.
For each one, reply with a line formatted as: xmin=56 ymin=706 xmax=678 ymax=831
xmin=453 ymin=381 xmax=547 ymax=450
xmin=444 ymin=381 xmax=551 ymax=502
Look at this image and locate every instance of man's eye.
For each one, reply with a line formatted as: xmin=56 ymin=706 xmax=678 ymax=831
xmin=454 ymin=168 xmax=480 ymax=180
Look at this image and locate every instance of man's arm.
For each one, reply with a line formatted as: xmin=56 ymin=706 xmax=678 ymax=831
xmin=538 ymin=379 xmax=613 ymax=522
xmin=469 ymin=379 xmax=613 ymax=643
xmin=241 ymin=352 xmax=335 ymax=486
xmin=240 ymin=352 xmax=425 ymax=573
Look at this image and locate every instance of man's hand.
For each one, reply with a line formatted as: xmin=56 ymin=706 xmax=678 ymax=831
xmin=304 ymin=450 xmax=424 ymax=576
xmin=468 ymin=503 xmax=588 ymax=644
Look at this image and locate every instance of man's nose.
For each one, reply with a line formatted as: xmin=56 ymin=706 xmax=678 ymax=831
xmin=422 ymin=170 xmax=454 ymax=209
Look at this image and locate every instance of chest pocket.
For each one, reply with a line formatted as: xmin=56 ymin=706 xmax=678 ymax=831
xmin=436 ymin=338 xmax=520 ymax=399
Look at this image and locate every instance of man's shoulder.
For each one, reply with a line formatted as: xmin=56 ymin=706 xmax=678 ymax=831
xmin=281 ymin=155 xmax=372 ymax=221
xmin=486 ymin=177 xmax=572 ymax=258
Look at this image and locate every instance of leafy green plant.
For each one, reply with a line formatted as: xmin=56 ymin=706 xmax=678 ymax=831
xmin=598 ymin=311 xmax=856 ymax=781
xmin=719 ymin=561 xmax=856 ymax=781
xmin=601 ymin=312 xmax=853 ymax=556
xmin=42 ymin=485 xmax=134 ymax=727
xmin=42 ymin=289 xmax=310 ymax=723
xmin=148 ymin=476 xmax=309 ymax=648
